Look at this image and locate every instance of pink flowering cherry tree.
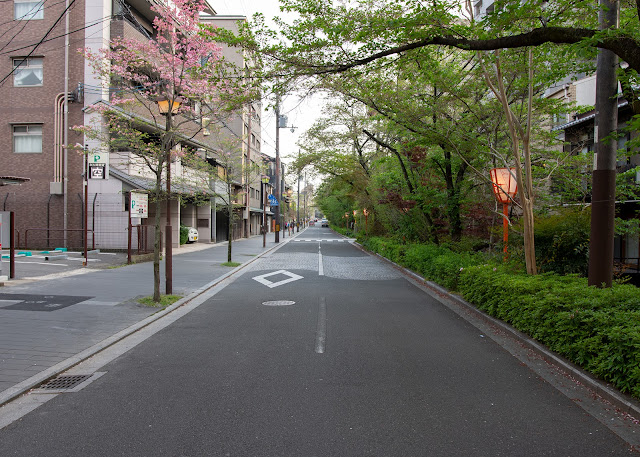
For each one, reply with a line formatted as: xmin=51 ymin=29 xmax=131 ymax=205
xmin=80 ymin=0 xmax=247 ymax=302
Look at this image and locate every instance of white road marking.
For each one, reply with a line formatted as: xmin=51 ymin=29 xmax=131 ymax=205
xmin=318 ymin=243 xmax=324 ymax=276
xmin=315 ymin=296 xmax=327 ymax=354
xmin=262 ymin=300 xmax=296 ymax=306
xmin=2 ymin=261 xmax=69 ymax=266
xmin=252 ymin=270 xmax=304 ymax=288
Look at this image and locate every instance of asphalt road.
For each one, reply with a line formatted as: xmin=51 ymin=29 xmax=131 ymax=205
xmin=0 ymin=227 xmax=636 ymax=456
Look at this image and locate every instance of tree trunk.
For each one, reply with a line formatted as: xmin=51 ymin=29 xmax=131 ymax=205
xmin=152 ymin=169 xmax=163 ymax=302
xmin=483 ymin=50 xmax=537 ymax=274
xmin=447 ymin=190 xmax=463 ymax=242
xmin=521 ymin=197 xmax=537 ymax=274
xmin=227 ymin=203 xmax=233 ymax=263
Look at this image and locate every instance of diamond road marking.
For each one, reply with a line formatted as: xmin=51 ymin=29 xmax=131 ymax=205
xmin=252 ymin=270 xmax=304 ymax=288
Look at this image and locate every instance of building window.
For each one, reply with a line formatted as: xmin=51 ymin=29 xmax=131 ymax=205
xmin=14 ymin=0 xmax=43 ymax=20
xmin=13 ymin=124 xmax=42 ymax=153
xmin=552 ymin=112 xmax=567 ymax=128
xmin=474 ymin=0 xmax=483 ymax=17
xmin=13 ymin=57 xmax=43 ymax=86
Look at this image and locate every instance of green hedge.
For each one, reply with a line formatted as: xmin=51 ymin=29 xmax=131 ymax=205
xmin=359 ymin=236 xmax=640 ymax=399
xmin=179 ymin=225 xmax=189 ymax=245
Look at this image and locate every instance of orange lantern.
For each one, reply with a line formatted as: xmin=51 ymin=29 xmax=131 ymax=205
xmin=490 ymin=168 xmax=518 ymax=204
xmin=490 ymin=168 xmax=518 ymax=259
xmin=363 ymin=208 xmax=369 ymax=232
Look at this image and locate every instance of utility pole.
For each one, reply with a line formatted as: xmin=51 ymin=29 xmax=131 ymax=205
xmin=588 ymin=0 xmax=619 ymax=287
xmin=273 ymin=97 xmax=296 ymax=242
xmin=297 ymin=172 xmax=301 ymax=232
xmin=245 ymin=102 xmax=252 ymax=238
xmin=275 ymin=99 xmax=281 ymax=243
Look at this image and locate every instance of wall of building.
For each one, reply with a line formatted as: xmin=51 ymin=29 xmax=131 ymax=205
xmin=1 ymin=0 xmax=88 ymax=247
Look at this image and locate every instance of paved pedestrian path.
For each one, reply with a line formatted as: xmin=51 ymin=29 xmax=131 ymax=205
xmin=0 ymin=232 xmax=303 ymax=405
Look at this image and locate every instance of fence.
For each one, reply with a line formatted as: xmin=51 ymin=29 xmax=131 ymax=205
xmin=24 ymin=228 xmax=94 ymax=251
xmin=15 ymin=193 xmax=156 ymax=254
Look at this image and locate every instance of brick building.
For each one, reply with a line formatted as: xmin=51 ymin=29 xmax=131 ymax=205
xmin=0 ymin=0 xmax=267 ymax=250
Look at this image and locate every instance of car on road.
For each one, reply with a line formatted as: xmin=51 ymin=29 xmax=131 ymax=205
xmin=187 ymin=227 xmax=198 ymax=243
xmin=321 ymin=219 xmax=329 ymax=227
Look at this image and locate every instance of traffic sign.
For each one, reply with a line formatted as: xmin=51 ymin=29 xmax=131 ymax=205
xmin=131 ymin=191 xmax=148 ymax=218
xmin=88 ymin=152 xmax=109 ymax=179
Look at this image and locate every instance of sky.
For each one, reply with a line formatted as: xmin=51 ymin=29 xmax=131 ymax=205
xmin=213 ymin=0 xmax=324 ymax=177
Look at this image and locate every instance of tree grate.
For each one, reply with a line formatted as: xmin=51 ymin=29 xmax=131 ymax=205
xmin=39 ymin=375 xmax=92 ymax=390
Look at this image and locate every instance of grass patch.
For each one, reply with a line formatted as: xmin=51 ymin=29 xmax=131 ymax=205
xmin=221 ymin=261 xmax=241 ymax=267
xmin=138 ymin=294 xmax=182 ymax=308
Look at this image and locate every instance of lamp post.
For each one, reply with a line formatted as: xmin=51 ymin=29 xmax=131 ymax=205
xmin=363 ymin=208 xmax=369 ymax=234
xmin=262 ymin=175 xmax=269 ymax=248
xmin=353 ymin=209 xmax=357 ymax=233
xmin=157 ymin=96 xmax=181 ymax=295
xmin=297 ymin=173 xmax=301 ymax=232
xmin=274 ymin=98 xmax=297 ymax=243
xmin=490 ymin=168 xmax=518 ymax=260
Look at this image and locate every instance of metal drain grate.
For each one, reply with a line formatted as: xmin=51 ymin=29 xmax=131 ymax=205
xmin=39 ymin=375 xmax=92 ymax=391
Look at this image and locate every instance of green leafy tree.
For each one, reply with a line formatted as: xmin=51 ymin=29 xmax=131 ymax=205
xmin=183 ymin=132 xmax=263 ymax=263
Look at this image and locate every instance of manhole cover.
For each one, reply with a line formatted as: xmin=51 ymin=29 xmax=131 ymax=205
xmin=262 ymin=300 xmax=296 ymax=306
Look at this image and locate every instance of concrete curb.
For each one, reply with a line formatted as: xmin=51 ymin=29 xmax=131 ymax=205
xmin=353 ymin=241 xmax=640 ymax=419
xmin=0 ymin=233 xmax=299 ymax=407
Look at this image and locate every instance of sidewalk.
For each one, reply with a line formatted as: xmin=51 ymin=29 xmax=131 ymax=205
xmin=0 ymin=231 xmax=302 ymax=406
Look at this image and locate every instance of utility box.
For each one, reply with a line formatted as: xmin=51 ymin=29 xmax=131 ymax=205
xmin=0 ymin=212 xmax=9 ymax=249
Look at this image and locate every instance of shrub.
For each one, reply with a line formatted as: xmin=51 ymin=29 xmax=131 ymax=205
xmin=521 ymin=208 xmax=590 ymax=275
xmin=179 ymin=225 xmax=189 ymax=245
xmin=458 ymin=265 xmax=640 ymax=398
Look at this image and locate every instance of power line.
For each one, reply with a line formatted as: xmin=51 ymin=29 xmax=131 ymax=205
xmin=0 ymin=0 xmax=76 ymax=87
xmin=0 ymin=0 xmax=66 ymax=28
xmin=0 ymin=14 xmax=113 ymax=56
xmin=0 ymin=0 xmax=56 ymax=54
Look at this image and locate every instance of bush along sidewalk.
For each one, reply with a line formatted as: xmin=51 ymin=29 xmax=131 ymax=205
xmin=359 ymin=236 xmax=640 ymax=400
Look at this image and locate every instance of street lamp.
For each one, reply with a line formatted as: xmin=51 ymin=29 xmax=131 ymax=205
xmin=363 ymin=208 xmax=369 ymax=233
xmin=297 ymin=173 xmax=301 ymax=232
xmin=262 ymin=175 xmax=269 ymax=248
xmin=157 ymin=96 xmax=181 ymax=295
xmin=274 ymin=98 xmax=297 ymax=243
xmin=490 ymin=168 xmax=518 ymax=260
